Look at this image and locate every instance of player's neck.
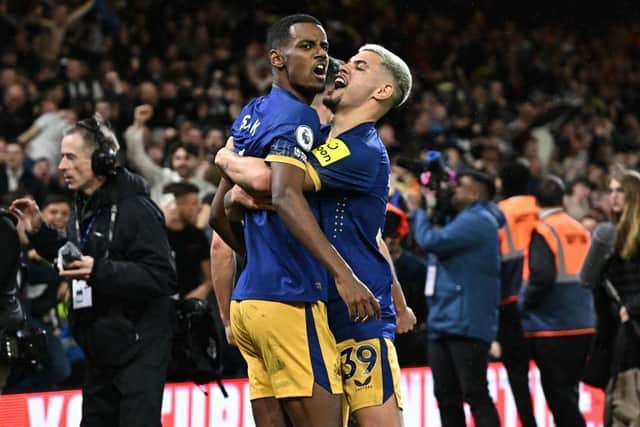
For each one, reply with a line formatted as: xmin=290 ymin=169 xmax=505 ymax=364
xmin=272 ymin=82 xmax=314 ymax=105
xmin=329 ymin=108 xmax=376 ymax=139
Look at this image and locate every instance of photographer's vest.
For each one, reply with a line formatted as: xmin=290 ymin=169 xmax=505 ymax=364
xmin=498 ymin=196 xmax=538 ymax=305
xmin=521 ymin=209 xmax=595 ymax=337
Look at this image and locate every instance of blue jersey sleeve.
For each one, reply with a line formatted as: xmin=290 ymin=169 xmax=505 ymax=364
xmin=307 ymin=137 xmax=380 ymax=192
xmin=265 ymin=137 xmax=309 ymax=171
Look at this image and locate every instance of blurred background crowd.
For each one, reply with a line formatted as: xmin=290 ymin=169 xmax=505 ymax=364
xmin=1 ymin=0 xmax=639 ymax=392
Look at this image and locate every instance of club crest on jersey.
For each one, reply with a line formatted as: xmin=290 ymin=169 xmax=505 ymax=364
xmin=295 ymin=125 xmax=314 ymax=151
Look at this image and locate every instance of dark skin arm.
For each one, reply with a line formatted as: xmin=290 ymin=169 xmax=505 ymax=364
xmin=215 ymin=146 xmax=315 ymax=193
xmin=271 ymin=161 xmax=380 ymax=321
xmin=209 ymin=175 xmax=245 ymax=255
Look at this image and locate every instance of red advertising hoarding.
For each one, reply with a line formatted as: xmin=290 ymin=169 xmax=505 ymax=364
xmin=0 ymin=364 xmax=604 ymax=427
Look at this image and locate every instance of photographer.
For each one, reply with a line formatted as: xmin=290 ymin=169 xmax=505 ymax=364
xmin=2 ymin=195 xmax=72 ymax=393
xmin=0 ymin=209 xmax=23 ymax=334
xmin=10 ymin=114 xmax=176 ymax=427
xmin=409 ymin=170 xmax=504 ymax=427
xmin=0 ymin=207 xmax=25 ymax=391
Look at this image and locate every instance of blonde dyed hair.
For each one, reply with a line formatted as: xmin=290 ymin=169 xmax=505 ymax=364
xmin=358 ymin=44 xmax=412 ymax=107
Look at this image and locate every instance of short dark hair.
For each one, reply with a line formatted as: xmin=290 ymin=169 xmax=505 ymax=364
xmin=163 ymin=181 xmax=199 ymax=199
xmin=43 ymin=194 xmax=71 ymax=210
xmin=266 ymin=14 xmax=322 ymax=50
xmin=499 ymin=161 xmax=530 ymax=198
xmin=459 ymin=169 xmax=496 ymax=201
xmin=536 ymin=175 xmax=565 ymax=207
xmin=568 ymin=176 xmax=594 ymax=195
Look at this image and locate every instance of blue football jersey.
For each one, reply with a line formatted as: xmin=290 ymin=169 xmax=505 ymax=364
xmin=230 ymin=87 xmax=329 ymax=303
xmin=308 ymin=122 xmax=396 ymax=342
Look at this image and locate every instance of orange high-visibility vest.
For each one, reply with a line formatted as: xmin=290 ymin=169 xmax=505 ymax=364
xmin=521 ymin=209 xmax=595 ymax=337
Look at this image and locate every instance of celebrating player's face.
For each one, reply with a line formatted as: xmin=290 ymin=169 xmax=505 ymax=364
xmin=323 ymin=50 xmax=386 ymax=112
xmin=282 ymin=22 xmax=329 ymax=95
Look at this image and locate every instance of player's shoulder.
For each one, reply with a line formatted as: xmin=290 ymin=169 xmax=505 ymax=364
xmin=310 ymin=123 xmax=388 ymax=168
xmin=232 ymin=89 xmax=322 ymax=152
xmin=344 ymin=123 xmax=387 ymax=159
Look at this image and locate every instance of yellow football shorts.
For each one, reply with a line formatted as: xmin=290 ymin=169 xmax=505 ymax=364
xmin=338 ymin=337 xmax=403 ymax=415
xmin=230 ymin=300 xmax=342 ymax=400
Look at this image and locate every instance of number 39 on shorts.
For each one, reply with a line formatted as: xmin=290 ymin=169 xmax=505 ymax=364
xmin=340 ymin=341 xmax=378 ymax=385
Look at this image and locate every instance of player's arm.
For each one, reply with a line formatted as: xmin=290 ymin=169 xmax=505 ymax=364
xmin=216 ymin=147 xmax=272 ymax=193
xmin=378 ymin=238 xmax=416 ymax=334
xmin=269 ymin=146 xmax=380 ymax=321
xmin=215 ymin=144 xmax=315 ymax=193
xmin=210 ymin=173 xmax=245 ymax=255
xmin=210 ymin=232 xmax=237 ymax=346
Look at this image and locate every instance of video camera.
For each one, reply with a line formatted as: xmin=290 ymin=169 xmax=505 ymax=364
xmin=419 ymin=151 xmax=456 ymax=191
xmin=0 ymin=327 xmax=48 ymax=364
xmin=0 ymin=209 xmax=48 ymax=365
xmin=396 ymin=151 xmax=455 ymax=190
xmin=395 ymin=151 xmax=457 ymax=225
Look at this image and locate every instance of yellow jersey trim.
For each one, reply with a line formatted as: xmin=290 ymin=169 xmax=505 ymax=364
xmin=265 ymin=154 xmax=306 ymax=171
xmin=306 ymin=163 xmax=322 ymax=191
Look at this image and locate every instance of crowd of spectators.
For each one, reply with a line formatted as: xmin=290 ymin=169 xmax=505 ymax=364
xmin=1 ymin=0 xmax=640 ymax=391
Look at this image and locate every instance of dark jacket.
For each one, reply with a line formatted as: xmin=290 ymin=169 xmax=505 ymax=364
xmin=412 ymin=200 xmax=505 ymax=343
xmin=0 ymin=209 xmax=23 ymax=332
xmin=603 ymin=252 xmax=640 ymax=373
xmin=30 ymin=168 xmax=177 ymax=367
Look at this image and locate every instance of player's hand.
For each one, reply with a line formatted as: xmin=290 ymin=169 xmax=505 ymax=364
xmin=395 ymin=305 xmax=417 ymax=334
xmin=224 ymin=187 xmax=246 ymax=222
xmin=215 ymin=147 xmax=234 ymax=169
xmin=224 ymin=324 xmax=236 ymax=346
xmin=335 ymin=271 xmax=381 ymax=322
xmin=9 ymin=197 xmax=43 ymax=234
xmin=133 ymin=104 xmax=153 ymax=128
xmin=227 ymin=186 xmax=272 ymax=211
xmin=59 ymin=256 xmax=94 ymax=280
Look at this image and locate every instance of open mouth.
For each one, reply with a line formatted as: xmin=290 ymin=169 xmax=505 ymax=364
xmin=333 ymin=75 xmax=347 ymax=89
xmin=313 ymin=62 xmax=327 ymax=78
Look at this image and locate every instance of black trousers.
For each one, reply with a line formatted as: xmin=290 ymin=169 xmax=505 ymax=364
xmin=497 ymin=303 xmax=537 ymax=427
xmin=529 ymin=334 xmax=592 ymax=427
xmin=80 ymin=333 xmax=171 ymax=427
xmin=428 ymin=335 xmax=500 ymax=427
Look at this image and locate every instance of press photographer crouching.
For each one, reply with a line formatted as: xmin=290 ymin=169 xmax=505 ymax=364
xmin=408 ymin=169 xmax=504 ymax=427
xmin=10 ymin=114 xmax=177 ymax=427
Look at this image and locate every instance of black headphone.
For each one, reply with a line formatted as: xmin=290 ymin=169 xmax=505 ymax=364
xmin=76 ymin=114 xmax=118 ymax=177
